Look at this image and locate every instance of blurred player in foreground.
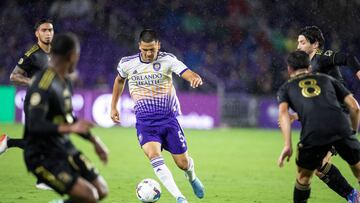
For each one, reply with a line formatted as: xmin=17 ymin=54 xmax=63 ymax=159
xmin=24 ymin=33 xmax=109 ymax=203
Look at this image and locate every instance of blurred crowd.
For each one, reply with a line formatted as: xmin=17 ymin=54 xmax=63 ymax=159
xmin=1 ymin=0 xmax=360 ymax=96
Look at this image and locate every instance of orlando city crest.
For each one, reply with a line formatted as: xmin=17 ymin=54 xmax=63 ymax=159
xmin=153 ymin=62 xmax=161 ymax=71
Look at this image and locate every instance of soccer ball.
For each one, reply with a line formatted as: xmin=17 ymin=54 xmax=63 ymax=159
xmin=136 ymin=178 xmax=161 ymax=202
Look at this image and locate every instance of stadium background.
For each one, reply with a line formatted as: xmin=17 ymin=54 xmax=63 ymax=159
xmin=1 ymin=0 xmax=360 ymax=202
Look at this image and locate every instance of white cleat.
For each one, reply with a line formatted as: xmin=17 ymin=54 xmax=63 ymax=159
xmin=36 ymin=183 xmax=53 ymax=190
xmin=0 ymin=134 xmax=8 ymax=155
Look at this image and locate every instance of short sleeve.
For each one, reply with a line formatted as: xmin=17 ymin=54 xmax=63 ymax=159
xmin=169 ymin=56 xmax=189 ymax=76
xmin=331 ymin=77 xmax=351 ymax=101
xmin=116 ymin=59 xmax=128 ymax=78
xmin=277 ymin=83 xmax=289 ymax=104
xmin=17 ymin=55 xmax=33 ymax=76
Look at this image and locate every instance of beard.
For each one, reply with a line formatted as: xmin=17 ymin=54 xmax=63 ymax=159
xmin=39 ymin=38 xmax=51 ymax=45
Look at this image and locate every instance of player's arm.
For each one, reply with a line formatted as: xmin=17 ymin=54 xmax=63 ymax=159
xmin=9 ymin=66 xmax=31 ymax=86
xmin=277 ymin=112 xmax=298 ymax=127
xmin=332 ymin=77 xmax=360 ymax=131
xmin=325 ymin=51 xmax=360 ymax=80
xmin=110 ymin=75 xmax=126 ymax=123
xmin=27 ymin=87 xmax=93 ymax=135
xmin=181 ymin=69 xmax=203 ymax=88
xmin=278 ymin=102 xmax=293 ymax=167
xmin=344 ymin=94 xmax=360 ymax=132
xmin=76 ymin=131 xmax=109 ymax=164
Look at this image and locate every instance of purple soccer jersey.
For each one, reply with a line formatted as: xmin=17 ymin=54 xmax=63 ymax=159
xmin=136 ymin=118 xmax=187 ymax=154
xmin=116 ymin=52 xmax=188 ymax=126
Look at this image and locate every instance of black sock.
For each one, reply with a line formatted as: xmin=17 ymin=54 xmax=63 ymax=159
xmin=7 ymin=138 xmax=25 ymax=149
xmin=318 ymin=163 xmax=353 ymax=199
xmin=294 ymin=179 xmax=311 ymax=203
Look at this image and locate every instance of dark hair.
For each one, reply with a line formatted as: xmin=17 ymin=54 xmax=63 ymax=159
xmin=34 ymin=19 xmax=53 ymax=30
xmin=299 ymin=26 xmax=325 ymax=49
xmin=287 ymin=51 xmax=310 ymax=70
xmin=51 ymin=33 xmax=79 ymax=56
xmin=139 ymin=29 xmax=159 ymax=42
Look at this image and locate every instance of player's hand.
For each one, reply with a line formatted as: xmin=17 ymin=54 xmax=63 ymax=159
xmin=190 ymin=77 xmax=203 ymax=88
xmin=277 ymin=113 xmax=298 ymax=128
xmin=278 ymin=145 xmax=292 ymax=168
xmin=93 ymin=136 xmax=109 ymax=165
xmin=110 ymin=108 xmax=120 ymax=123
xmin=70 ymin=120 xmax=93 ymax=134
xmin=289 ymin=114 xmax=298 ymax=123
xmin=356 ymin=70 xmax=360 ymax=80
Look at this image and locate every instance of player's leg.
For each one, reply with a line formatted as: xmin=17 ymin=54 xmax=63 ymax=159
xmin=1 ymin=134 xmax=51 ymax=190
xmin=334 ymin=135 xmax=360 ymax=181
xmin=91 ymin=176 xmax=108 ymax=200
xmin=0 ymin=134 xmax=25 ymax=155
xmin=25 ymin=157 xmax=99 ymax=203
xmin=331 ymin=136 xmax=360 ymax=202
xmin=315 ymin=150 xmax=353 ymax=199
xmin=70 ymin=152 xmax=108 ymax=200
xmin=294 ymin=143 xmax=335 ymax=202
xmin=142 ymin=141 xmax=186 ymax=202
xmin=294 ymin=166 xmax=313 ymax=203
xmin=164 ymin=118 xmax=204 ymax=199
xmin=67 ymin=177 xmax=99 ymax=203
xmin=172 ymin=152 xmax=204 ymax=199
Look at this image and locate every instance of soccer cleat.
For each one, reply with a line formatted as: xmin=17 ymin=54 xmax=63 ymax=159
xmin=36 ymin=183 xmax=53 ymax=190
xmin=189 ymin=177 xmax=205 ymax=199
xmin=0 ymin=134 xmax=8 ymax=155
xmin=347 ymin=189 xmax=360 ymax=203
xmin=176 ymin=197 xmax=188 ymax=203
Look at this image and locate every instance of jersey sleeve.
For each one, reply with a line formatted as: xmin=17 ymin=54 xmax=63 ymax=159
xmin=277 ymin=83 xmax=289 ymax=104
xmin=333 ymin=52 xmax=360 ymax=72
xmin=116 ymin=58 xmax=128 ymax=78
xmin=319 ymin=50 xmax=360 ymax=72
xmin=17 ymin=54 xmax=34 ymax=76
xmin=330 ymin=77 xmax=352 ymax=101
xmin=169 ymin=56 xmax=189 ymax=76
xmin=26 ymin=88 xmax=58 ymax=135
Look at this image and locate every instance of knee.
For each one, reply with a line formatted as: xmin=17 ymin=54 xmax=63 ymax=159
xmin=98 ymin=182 xmax=109 ymax=200
xmin=175 ymin=158 xmax=189 ymax=170
xmin=83 ymin=186 xmax=99 ymax=203
xmin=297 ymin=174 xmax=312 ymax=185
xmin=147 ymin=152 xmax=162 ymax=160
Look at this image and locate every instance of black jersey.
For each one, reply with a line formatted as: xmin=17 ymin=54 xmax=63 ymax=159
xmin=17 ymin=44 xmax=49 ymax=78
xmin=311 ymin=50 xmax=360 ymax=85
xmin=23 ymin=68 xmax=77 ymax=159
xmin=277 ymin=72 xmax=353 ymax=147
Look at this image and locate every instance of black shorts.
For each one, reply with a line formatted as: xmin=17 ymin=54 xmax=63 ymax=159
xmin=25 ymin=152 xmax=99 ymax=195
xmin=296 ymin=134 xmax=360 ymax=170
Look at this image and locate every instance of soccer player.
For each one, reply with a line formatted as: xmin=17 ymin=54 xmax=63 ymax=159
xmin=24 ymin=33 xmax=109 ymax=203
xmin=0 ymin=18 xmax=54 ymax=190
xmin=277 ymin=50 xmax=360 ymax=203
xmin=110 ymin=29 xmax=204 ymax=203
xmin=288 ymin=25 xmax=360 ymax=200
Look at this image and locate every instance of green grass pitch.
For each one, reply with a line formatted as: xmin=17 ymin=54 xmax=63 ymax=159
xmin=0 ymin=123 xmax=355 ymax=203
